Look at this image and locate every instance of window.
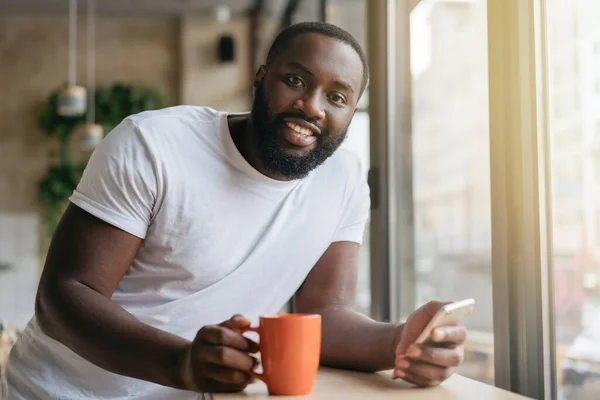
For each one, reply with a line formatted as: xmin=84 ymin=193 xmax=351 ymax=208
xmin=341 ymin=111 xmax=370 ymax=315
xmin=553 ymin=159 xmax=583 ymax=199
xmin=404 ymin=0 xmax=494 ymax=384
xmin=369 ymin=0 xmax=598 ymax=396
xmin=553 ymin=126 xmax=582 ymax=150
xmin=326 ymin=0 xmax=371 ymax=316
xmin=547 ymin=0 xmax=600 ymax=398
xmin=595 ymin=151 xmax=600 ymax=186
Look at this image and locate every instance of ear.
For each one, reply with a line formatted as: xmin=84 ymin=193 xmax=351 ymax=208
xmin=254 ymin=65 xmax=267 ymax=88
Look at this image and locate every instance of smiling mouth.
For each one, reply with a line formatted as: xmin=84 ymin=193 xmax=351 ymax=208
xmin=280 ymin=120 xmax=319 ymax=148
xmin=285 ymin=121 xmax=313 ymax=137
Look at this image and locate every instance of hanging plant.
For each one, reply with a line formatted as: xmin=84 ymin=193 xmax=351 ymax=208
xmin=38 ymin=163 xmax=86 ymax=231
xmin=38 ymin=82 xmax=166 ymax=233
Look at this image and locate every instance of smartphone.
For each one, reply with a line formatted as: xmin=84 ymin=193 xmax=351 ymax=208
xmin=414 ymin=298 xmax=475 ymax=344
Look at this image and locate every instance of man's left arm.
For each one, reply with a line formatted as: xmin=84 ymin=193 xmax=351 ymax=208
xmin=293 ymin=241 xmax=467 ymax=387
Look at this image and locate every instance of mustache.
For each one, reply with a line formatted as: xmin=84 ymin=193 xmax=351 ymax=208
xmin=273 ymin=112 xmax=326 ymax=136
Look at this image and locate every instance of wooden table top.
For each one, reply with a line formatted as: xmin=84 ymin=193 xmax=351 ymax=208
xmin=211 ymin=367 xmax=532 ymax=400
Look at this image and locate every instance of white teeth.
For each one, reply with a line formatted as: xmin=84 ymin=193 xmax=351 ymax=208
xmin=286 ymin=122 xmax=312 ymax=136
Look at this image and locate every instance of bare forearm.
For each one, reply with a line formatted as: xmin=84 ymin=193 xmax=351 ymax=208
xmin=318 ymin=307 xmax=402 ymax=372
xmin=36 ymin=280 xmax=189 ymax=390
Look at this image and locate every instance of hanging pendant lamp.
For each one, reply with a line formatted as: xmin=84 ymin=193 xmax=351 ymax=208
xmin=79 ymin=0 xmax=103 ymax=152
xmin=58 ymin=0 xmax=87 ymax=117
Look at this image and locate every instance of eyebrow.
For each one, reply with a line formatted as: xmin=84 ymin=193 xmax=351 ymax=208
xmin=287 ymin=62 xmax=355 ymax=94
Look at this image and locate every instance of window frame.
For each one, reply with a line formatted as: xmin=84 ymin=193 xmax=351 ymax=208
xmin=486 ymin=0 xmax=556 ymax=397
xmin=366 ymin=0 xmax=559 ymax=397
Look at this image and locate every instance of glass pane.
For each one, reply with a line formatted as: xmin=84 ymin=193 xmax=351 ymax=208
xmin=342 ymin=112 xmax=371 ymax=315
xmin=408 ymin=0 xmax=493 ymax=384
xmin=327 ymin=0 xmax=371 ymax=316
xmin=547 ymin=0 xmax=600 ymax=398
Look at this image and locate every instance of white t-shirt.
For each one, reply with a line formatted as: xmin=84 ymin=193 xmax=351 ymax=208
xmin=1 ymin=106 xmax=370 ymax=399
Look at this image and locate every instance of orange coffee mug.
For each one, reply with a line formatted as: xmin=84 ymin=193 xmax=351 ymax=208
xmin=242 ymin=314 xmax=321 ymax=395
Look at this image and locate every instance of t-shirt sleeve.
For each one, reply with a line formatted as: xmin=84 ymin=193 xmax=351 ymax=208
xmin=331 ymin=170 xmax=371 ymax=244
xmin=69 ymin=118 xmax=159 ymax=239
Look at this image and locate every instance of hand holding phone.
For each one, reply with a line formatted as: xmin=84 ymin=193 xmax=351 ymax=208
xmin=394 ymin=299 xmax=473 ymax=386
xmin=414 ymin=298 xmax=475 ymax=344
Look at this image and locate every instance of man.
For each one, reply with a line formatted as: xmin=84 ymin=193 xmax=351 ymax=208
xmin=2 ymin=22 xmax=466 ymax=399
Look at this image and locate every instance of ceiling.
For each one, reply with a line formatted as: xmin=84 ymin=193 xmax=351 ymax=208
xmin=0 ymin=0 xmax=258 ymax=17
xmin=0 ymin=0 xmax=425 ymax=18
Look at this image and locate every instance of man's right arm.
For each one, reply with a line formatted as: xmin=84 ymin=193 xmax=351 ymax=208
xmin=36 ymin=204 xmax=257 ymax=393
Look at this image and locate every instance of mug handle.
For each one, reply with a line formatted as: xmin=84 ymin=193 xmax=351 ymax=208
xmin=240 ymin=326 xmax=265 ymax=382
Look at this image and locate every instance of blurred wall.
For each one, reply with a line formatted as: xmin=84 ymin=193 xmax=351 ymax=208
xmin=0 ymin=14 xmax=179 ymax=213
xmin=181 ymin=16 xmax=252 ymax=111
xmin=0 ymin=13 xmax=253 ymax=326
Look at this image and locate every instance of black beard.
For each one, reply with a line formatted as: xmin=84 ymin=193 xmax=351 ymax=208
xmin=250 ymin=82 xmax=348 ymax=180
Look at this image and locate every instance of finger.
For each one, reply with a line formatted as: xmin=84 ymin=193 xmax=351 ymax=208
xmin=406 ymin=344 xmax=464 ymax=367
xmin=198 ymin=326 xmax=259 ymax=353
xmin=421 ymin=301 xmax=449 ymax=318
xmin=199 ymin=345 xmax=257 ymax=371
xmin=220 ymin=315 xmax=260 ymax=352
xmin=203 ymin=377 xmax=250 ymax=393
xmin=431 ymin=325 xmax=467 ymax=345
xmin=205 ymin=364 xmax=254 ymax=385
xmin=221 ymin=314 xmax=252 ymax=330
xmin=403 ymin=360 xmax=454 ymax=383
xmin=394 ymin=368 xmax=441 ymax=387
xmin=396 ymin=301 xmax=450 ymax=355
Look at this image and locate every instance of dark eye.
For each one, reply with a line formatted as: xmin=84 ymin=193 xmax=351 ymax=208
xmin=329 ymin=93 xmax=347 ymax=105
xmin=285 ymin=75 xmax=304 ymax=87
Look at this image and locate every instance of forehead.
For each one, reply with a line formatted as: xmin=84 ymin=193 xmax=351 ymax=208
xmin=272 ymin=32 xmax=363 ymax=93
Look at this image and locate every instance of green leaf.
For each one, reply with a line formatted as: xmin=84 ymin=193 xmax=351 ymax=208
xmin=37 ymin=82 xmax=166 ymax=233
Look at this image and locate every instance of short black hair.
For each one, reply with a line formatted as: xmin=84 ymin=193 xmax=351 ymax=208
xmin=265 ymin=21 xmax=369 ymax=96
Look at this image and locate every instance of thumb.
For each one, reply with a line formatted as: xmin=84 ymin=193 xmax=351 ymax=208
xmin=396 ymin=301 xmax=446 ymax=356
xmin=220 ymin=314 xmax=252 ymax=331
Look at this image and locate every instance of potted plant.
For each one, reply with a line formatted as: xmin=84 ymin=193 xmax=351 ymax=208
xmin=37 ymin=82 xmax=165 ymax=233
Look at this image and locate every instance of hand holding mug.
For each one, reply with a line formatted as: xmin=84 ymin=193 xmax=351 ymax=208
xmin=180 ymin=315 xmax=259 ymax=393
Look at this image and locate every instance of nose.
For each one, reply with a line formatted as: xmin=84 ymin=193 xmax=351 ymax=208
xmin=293 ymin=90 xmax=326 ymax=121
